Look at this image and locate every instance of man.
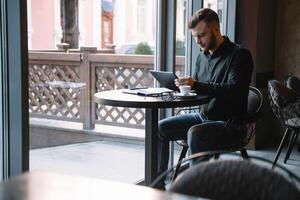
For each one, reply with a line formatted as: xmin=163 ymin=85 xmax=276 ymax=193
xmin=156 ymin=8 xmax=253 ymax=189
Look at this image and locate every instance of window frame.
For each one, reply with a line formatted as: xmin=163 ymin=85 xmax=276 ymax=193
xmin=0 ymin=0 xmax=29 ymax=180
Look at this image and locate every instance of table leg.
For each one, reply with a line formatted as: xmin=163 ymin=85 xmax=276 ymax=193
xmin=144 ymin=108 xmax=158 ymax=186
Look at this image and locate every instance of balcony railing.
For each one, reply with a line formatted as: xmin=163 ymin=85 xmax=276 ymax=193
xmin=29 ymin=47 xmax=185 ymax=130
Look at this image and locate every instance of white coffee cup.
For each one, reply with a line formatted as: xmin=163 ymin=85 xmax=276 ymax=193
xmin=179 ymin=85 xmax=191 ymax=96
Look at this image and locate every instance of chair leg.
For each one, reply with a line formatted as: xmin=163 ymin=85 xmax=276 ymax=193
xmin=172 ymin=146 xmax=188 ymax=181
xmin=272 ymin=128 xmax=291 ymax=168
xmin=240 ymin=148 xmax=249 ymax=159
xmin=214 ymin=154 xmax=220 ymax=160
xmin=284 ymin=131 xmax=299 ymax=163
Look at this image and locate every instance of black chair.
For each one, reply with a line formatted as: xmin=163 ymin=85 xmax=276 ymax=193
xmin=285 ymin=76 xmax=300 ymax=96
xmin=172 ymin=86 xmax=263 ymax=180
xmin=169 ymin=151 xmax=300 ymax=200
xmin=285 ymin=76 xmax=300 ymax=152
xmin=268 ymin=80 xmax=300 ymax=167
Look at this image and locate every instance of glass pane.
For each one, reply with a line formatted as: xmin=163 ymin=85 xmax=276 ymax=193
xmin=28 ymin=0 xmax=156 ymax=183
xmin=0 ymin=19 xmax=3 ymax=180
xmin=203 ymin=0 xmax=226 ymax=35
xmin=175 ymin=0 xmax=187 ymax=77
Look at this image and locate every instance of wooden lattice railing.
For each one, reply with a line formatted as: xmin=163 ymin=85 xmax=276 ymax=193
xmin=90 ymin=54 xmax=155 ymax=128
xmin=28 ymin=47 xmax=185 ymax=129
xmin=29 ymin=52 xmax=82 ymax=121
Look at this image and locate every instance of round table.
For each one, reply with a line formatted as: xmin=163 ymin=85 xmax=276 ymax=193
xmin=94 ymin=89 xmax=211 ymax=185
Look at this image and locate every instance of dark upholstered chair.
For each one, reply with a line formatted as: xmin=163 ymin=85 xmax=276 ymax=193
xmin=169 ymin=156 xmax=300 ymax=200
xmin=285 ymin=76 xmax=300 ymax=152
xmin=172 ymin=86 xmax=263 ymax=180
xmin=268 ymin=80 xmax=300 ymax=166
xmin=285 ymin=76 xmax=300 ymax=96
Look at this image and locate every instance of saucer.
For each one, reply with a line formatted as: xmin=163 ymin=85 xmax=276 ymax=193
xmin=176 ymin=93 xmax=197 ymax=98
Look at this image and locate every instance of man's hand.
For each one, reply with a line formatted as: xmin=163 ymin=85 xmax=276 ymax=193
xmin=175 ymin=76 xmax=194 ymax=87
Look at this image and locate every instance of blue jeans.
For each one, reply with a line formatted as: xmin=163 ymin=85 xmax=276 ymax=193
xmin=157 ymin=112 xmax=207 ymax=177
xmin=157 ymin=112 xmax=246 ymax=186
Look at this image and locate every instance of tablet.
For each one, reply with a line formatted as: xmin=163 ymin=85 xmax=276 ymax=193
xmin=149 ymin=70 xmax=179 ymax=91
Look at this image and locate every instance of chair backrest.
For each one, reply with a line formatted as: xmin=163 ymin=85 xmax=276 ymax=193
xmin=169 ymin=159 xmax=300 ymax=200
xmin=240 ymin=86 xmax=263 ymax=146
xmin=247 ymin=86 xmax=263 ymax=118
xmin=268 ymin=80 xmax=299 ymax=127
xmin=268 ymin=80 xmax=298 ymax=108
xmin=285 ymin=76 xmax=300 ymax=96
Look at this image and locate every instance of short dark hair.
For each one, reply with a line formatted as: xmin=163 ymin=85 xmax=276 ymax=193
xmin=188 ymin=8 xmax=220 ymax=29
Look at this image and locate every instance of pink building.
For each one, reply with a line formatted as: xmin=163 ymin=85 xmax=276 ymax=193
xmin=28 ymin=0 xmax=60 ymax=49
xmin=27 ymin=0 xmax=184 ymax=51
xmin=28 ymin=0 xmax=105 ymax=49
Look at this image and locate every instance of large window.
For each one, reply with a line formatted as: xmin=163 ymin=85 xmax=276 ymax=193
xmin=27 ymin=0 xmax=158 ymax=183
xmin=203 ymin=0 xmax=226 ymax=35
xmin=0 ymin=0 xmax=236 ymax=181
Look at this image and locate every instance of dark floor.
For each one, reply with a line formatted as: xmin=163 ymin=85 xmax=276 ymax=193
xmin=30 ymin=140 xmax=300 ymax=184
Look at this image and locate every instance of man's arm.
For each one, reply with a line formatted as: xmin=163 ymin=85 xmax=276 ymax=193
xmin=192 ymin=48 xmax=253 ymax=97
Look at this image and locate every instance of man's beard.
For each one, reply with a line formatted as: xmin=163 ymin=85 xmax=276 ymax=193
xmin=207 ymin=31 xmax=217 ymax=51
xmin=199 ymin=32 xmax=217 ymax=53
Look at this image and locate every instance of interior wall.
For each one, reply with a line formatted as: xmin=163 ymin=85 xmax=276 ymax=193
xmin=235 ymin=0 xmax=259 ymax=79
xmin=236 ymin=0 xmax=276 ymax=87
xmin=236 ymin=0 xmax=300 ymax=147
xmin=236 ymin=0 xmax=277 ymax=148
xmin=256 ymin=0 xmax=276 ymax=75
xmin=274 ymin=0 xmax=300 ymax=81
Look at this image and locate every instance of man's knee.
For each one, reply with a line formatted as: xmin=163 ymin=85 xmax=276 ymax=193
xmin=158 ymin=119 xmax=171 ymax=141
xmin=187 ymin=124 xmax=208 ymax=143
xmin=187 ymin=122 xmax=226 ymax=149
xmin=188 ymin=122 xmax=225 ymax=137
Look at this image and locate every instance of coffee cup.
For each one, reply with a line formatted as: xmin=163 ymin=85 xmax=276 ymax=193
xmin=179 ymin=85 xmax=191 ymax=96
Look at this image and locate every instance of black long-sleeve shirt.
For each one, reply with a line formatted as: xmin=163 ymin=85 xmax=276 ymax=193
xmin=192 ymin=37 xmax=254 ymax=121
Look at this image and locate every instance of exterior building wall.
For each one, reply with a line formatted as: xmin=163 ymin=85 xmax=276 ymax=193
xmin=28 ymin=0 xmax=185 ymax=51
xmin=113 ymin=0 xmax=156 ymax=51
xmin=79 ymin=0 xmax=102 ymax=48
xmin=30 ymin=0 xmax=56 ymax=49
xmin=176 ymin=0 xmax=186 ymax=42
xmin=82 ymin=0 xmax=93 ymax=46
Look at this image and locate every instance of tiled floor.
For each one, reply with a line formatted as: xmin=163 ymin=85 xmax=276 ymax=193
xmin=30 ymin=141 xmax=145 ymax=183
xmin=30 ymin=140 xmax=300 ymax=184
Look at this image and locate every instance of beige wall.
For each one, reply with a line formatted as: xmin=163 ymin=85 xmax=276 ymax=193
xmin=275 ymin=0 xmax=300 ymax=81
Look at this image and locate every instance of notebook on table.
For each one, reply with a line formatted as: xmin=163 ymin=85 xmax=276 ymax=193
xmin=123 ymin=87 xmax=173 ymax=96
